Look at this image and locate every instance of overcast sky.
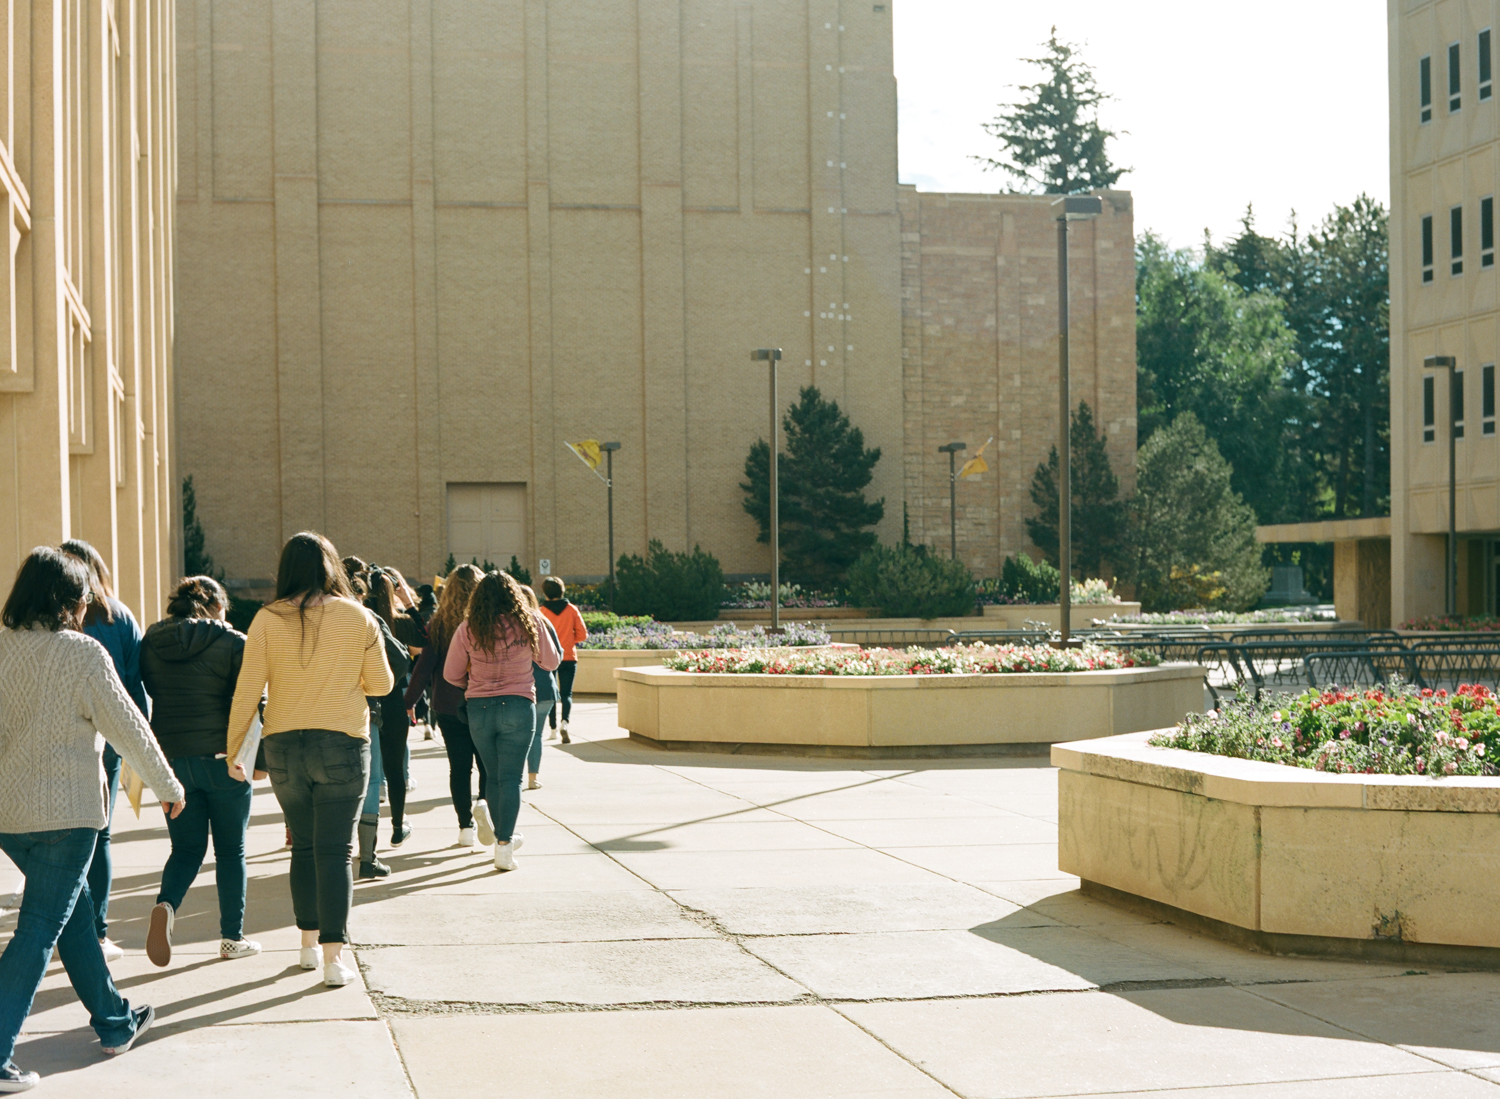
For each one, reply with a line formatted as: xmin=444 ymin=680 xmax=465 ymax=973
xmin=893 ymin=1 xmax=1390 ymax=251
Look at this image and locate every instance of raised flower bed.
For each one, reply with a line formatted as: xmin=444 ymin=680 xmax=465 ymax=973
xmin=1055 ymin=682 xmax=1500 ymax=962
xmin=572 ymin=622 xmax=840 ymax=695
xmin=616 ymin=644 xmax=1205 ymax=756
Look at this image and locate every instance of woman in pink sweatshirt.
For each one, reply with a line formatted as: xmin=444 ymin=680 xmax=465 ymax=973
xmin=443 ymin=570 xmax=561 ymax=870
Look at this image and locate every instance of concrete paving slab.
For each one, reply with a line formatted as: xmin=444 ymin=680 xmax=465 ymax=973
xmin=888 ymin=842 xmax=1072 ymax=881
xmin=1051 ymin=1073 xmax=1500 ymax=1098
xmin=669 ymin=882 xmax=1052 ymax=935
xmin=391 ymin=1006 xmax=955 ymax=1099
xmin=605 ymin=845 xmax=951 ymax=890
xmin=839 ymin=987 xmax=1439 ymax=1098
xmin=364 ymin=938 xmax=806 ymax=1005
xmin=352 ymin=851 xmax=655 ymax=895
xmin=766 ymin=790 xmax=1020 ymax=820
xmin=585 ymin=819 xmax=864 ymax=853
xmin=810 ymin=813 xmax=1060 ymax=847
xmin=974 ymin=881 xmax=1134 ymax=915
xmin=349 ymin=890 xmax=713 ymax=946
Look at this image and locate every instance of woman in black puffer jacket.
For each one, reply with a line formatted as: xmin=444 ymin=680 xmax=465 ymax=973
xmin=138 ymin=576 xmax=261 ymax=967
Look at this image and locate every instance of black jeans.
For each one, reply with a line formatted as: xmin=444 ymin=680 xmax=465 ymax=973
xmin=437 ymin=713 xmax=487 ymax=828
xmin=549 ymin=660 xmax=577 ymax=727
xmin=263 ymin=730 xmax=369 ymax=945
xmin=87 ymin=745 xmax=121 ymax=939
xmin=378 ymin=697 xmax=410 ymax=828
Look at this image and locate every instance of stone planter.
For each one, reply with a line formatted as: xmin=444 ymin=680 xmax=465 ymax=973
xmin=981 ymin=603 xmax=1141 ymax=629
xmin=616 ymin=663 xmax=1206 ymax=757
xmin=573 ymin=645 xmax=856 ymax=696
xmin=1054 ymin=731 xmax=1500 ymax=962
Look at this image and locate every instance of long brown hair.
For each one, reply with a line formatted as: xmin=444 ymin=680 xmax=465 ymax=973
xmin=429 ymin=563 xmax=481 ymax=643
xmin=366 ymin=570 xmax=398 ymax=629
xmin=465 ymin=570 xmax=539 ymax=658
xmin=166 ymin=575 xmax=228 ymax=619
xmin=60 ymin=538 xmax=115 ymax=626
xmin=268 ymin=532 xmax=354 ymax=656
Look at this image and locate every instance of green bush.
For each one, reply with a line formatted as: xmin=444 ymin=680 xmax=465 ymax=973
xmin=580 ymin=611 xmax=653 ymax=632
xmin=844 ymin=543 xmax=975 ymax=619
xmin=504 ymin=555 xmax=532 ymax=586
xmin=1000 ymin=554 xmax=1060 ymax=603
xmin=227 ymin=597 xmax=262 ymax=633
xmin=613 ymin=541 xmax=725 ymax=621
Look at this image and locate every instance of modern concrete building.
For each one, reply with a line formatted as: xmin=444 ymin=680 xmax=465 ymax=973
xmin=0 ymin=0 xmax=178 ymax=618
xmin=175 ymin=1 xmax=1134 ymax=590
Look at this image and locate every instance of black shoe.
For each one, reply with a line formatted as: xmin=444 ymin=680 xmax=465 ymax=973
xmin=391 ymin=822 xmax=412 ymax=847
xmin=0 ymin=1061 xmax=39 ymax=1092
xmin=103 ymin=1004 xmax=154 ymax=1056
xmin=358 ymin=858 xmax=391 ymax=879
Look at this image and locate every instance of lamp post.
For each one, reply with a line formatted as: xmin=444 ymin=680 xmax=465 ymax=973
xmin=1425 ymin=355 xmax=1458 ymax=615
xmin=937 ymin=442 xmax=967 ymax=559
xmin=752 ymin=349 xmax=783 ymax=630
xmin=1052 ymin=194 xmax=1103 ymax=647
xmin=602 ymin=441 xmax=622 ymax=610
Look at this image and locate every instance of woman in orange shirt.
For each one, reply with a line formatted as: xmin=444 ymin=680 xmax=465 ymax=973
xmin=538 ymin=578 xmax=587 ymax=743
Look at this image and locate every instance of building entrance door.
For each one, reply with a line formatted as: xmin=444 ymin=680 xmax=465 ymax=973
xmin=446 ymin=483 xmax=526 ymax=571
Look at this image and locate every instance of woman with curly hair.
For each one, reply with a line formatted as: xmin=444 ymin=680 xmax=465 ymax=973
xmin=443 ymin=570 xmax=560 ymax=870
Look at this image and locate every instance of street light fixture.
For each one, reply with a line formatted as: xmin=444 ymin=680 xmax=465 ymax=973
xmin=602 ymin=442 xmax=622 ymax=610
xmin=752 ymin=348 xmax=783 ymax=630
xmin=1052 ymin=194 xmax=1103 ymax=646
xmin=1425 ymin=355 xmax=1458 ymax=615
xmin=937 ymin=442 xmax=967 ymax=559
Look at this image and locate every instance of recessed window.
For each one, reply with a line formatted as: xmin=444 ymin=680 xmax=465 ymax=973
xmin=1484 ymin=364 xmax=1496 ymax=435
xmin=1422 ymin=55 xmax=1433 ymax=122
xmin=1451 ymin=42 xmax=1463 ymax=112
xmin=1485 ymin=197 xmax=1495 ymax=267
xmin=1483 ymin=30 xmax=1494 ymax=100
xmin=1452 ymin=205 xmax=1465 ymax=275
xmin=1423 ymin=214 xmax=1435 ymax=282
xmin=1425 ymin=374 xmax=1437 ymax=442
xmin=1455 ymin=369 xmax=1467 ymax=438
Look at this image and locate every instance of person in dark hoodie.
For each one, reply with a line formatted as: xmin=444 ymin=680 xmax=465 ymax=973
xmin=138 ymin=576 xmax=262 ymax=967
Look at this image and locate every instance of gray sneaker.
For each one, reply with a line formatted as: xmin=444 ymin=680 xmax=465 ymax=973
xmin=0 ymin=1062 xmax=38 ymax=1093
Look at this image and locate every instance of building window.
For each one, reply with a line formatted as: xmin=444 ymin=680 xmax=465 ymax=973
xmin=1423 ymin=214 xmax=1435 ymax=281
xmin=1486 ymin=197 xmax=1496 ymax=267
xmin=1451 ymin=42 xmax=1463 ymax=112
xmin=1484 ymin=30 xmax=1495 ymax=99
xmin=1455 ymin=369 xmax=1467 ymax=438
xmin=1485 ymin=364 xmax=1496 ymax=435
xmin=1452 ymin=205 xmax=1465 ymax=275
xmin=1422 ymin=55 xmax=1433 ymax=122
xmin=1425 ymin=374 xmax=1437 ymax=442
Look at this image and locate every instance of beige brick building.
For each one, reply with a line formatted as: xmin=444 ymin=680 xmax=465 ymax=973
xmin=175 ymin=1 xmax=1134 ymax=589
xmin=0 ymin=0 xmax=178 ymax=618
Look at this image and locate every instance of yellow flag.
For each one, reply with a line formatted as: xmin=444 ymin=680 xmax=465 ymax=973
xmin=959 ymin=436 xmax=994 ymax=480
xmin=566 ymin=439 xmax=603 ymax=471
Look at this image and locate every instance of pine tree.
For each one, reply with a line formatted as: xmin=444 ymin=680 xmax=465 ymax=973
xmin=1025 ymin=403 xmax=1125 ymax=579
xmin=181 ymin=476 xmax=223 ymax=580
xmin=976 ymin=28 xmax=1125 ymax=194
xmin=741 ymin=386 xmax=884 ymax=591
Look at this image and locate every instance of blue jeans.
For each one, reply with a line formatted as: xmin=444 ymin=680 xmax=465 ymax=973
xmin=529 ymin=700 xmax=554 ymax=775
xmin=362 ymin=723 xmax=384 ymax=817
xmin=157 ymin=754 xmax=253 ymax=941
xmin=468 ymin=696 xmax=535 ymax=842
xmin=88 ymin=745 xmax=121 ymax=939
xmin=0 ymin=829 xmax=136 ymax=1064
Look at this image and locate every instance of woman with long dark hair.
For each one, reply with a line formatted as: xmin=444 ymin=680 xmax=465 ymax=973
xmin=443 ymin=570 xmax=560 ymax=870
xmin=139 ymin=576 xmax=261 ymax=967
xmin=0 ymin=548 xmax=184 ymax=1089
xmin=364 ymin=570 xmax=418 ymax=845
xmin=58 ymin=539 xmax=149 ymax=964
xmin=406 ymin=565 xmax=488 ymax=847
xmin=225 ymin=533 xmax=392 ymax=987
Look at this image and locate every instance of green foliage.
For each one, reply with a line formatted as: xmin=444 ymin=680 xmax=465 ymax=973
xmin=227 ymin=597 xmax=262 ymax=633
xmin=613 ymin=540 xmax=725 ymax=621
xmin=1024 ymin=403 xmax=1126 ymax=577
xmin=580 ymin=611 xmax=654 ymax=632
xmin=1126 ymin=414 xmax=1268 ymax=612
xmin=468 ymin=557 xmax=499 ymax=573
xmin=844 ymin=543 xmax=976 ymax=619
xmin=181 ymin=476 xmax=223 ymax=581
xmin=976 ymin=29 xmax=1125 ymax=194
xmin=442 ymin=553 xmax=456 ymax=576
xmin=741 ymin=386 xmax=884 ymax=590
xmin=1000 ymin=554 xmax=1061 ymax=603
xmin=504 ymin=556 xmax=532 ymax=587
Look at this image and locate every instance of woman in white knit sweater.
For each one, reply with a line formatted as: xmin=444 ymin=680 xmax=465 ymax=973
xmin=0 ymin=548 xmax=185 ymax=1094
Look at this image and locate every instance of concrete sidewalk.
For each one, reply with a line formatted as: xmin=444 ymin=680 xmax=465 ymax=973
xmin=6 ymin=701 xmax=1500 ymax=1097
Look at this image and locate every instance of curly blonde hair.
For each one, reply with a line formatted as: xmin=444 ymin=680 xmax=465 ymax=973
xmin=429 ymin=563 xmax=482 ymax=643
xmin=465 ymin=570 xmax=539 ymax=659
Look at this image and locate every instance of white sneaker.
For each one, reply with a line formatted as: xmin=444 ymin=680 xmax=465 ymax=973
xmin=458 ymin=827 xmax=477 ymax=848
xmin=526 ymin=776 xmax=542 ymax=790
xmin=473 ymin=801 xmax=496 ymax=846
xmin=0 ymin=1062 xmax=38 ymax=1091
xmin=299 ymin=946 xmax=319 ymax=971
xmin=99 ymin=937 xmax=124 ymax=963
xmin=145 ymin=903 xmax=173 ymax=967
xmin=546 ymin=725 xmax=559 ymax=742
xmin=406 ymin=776 xmax=416 ymax=793
xmin=220 ymin=938 xmax=262 ymax=960
xmin=324 ymin=960 xmax=356 ymax=988
xmin=493 ymin=837 xmax=523 ymax=871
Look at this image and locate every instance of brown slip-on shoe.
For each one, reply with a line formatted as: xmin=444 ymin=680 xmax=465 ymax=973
xmin=145 ymin=903 xmax=173 ymax=967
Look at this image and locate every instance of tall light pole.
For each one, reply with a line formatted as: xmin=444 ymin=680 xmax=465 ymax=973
xmin=1426 ymin=355 xmax=1458 ymax=615
xmin=752 ymin=349 xmax=783 ymax=630
xmin=1053 ymin=194 xmax=1103 ymax=646
xmin=937 ymin=442 xmax=967 ymax=559
xmin=602 ymin=441 xmax=622 ymax=610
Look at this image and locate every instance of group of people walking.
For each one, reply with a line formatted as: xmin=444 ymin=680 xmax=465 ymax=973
xmin=0 ymin=531 xmax=586 ymax=1092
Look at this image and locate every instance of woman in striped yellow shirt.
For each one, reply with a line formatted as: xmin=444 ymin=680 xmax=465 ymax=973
xmin=225 ymin=532 xmax=393 ymax=987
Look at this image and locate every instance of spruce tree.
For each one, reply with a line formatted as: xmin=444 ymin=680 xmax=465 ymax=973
xmin=182 ymin=476 xmax=223 ymax=580
xmin=741 ymin=386 xmax=884 ymax=591
xmin=1025 ymin=403 xmax=1125 ymax=579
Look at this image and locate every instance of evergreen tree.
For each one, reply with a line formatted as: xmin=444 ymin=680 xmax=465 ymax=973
xmin=976 ymin=28 xmax=1125 ymax=194
xmin=1025 ymin=403 xmax=1125 ymax=579
xmin=741 ymin=386 xmax=884 ymax=590
xmin=182 ymin=476 xmax=223 ymax=580
xmin=1127 ymin=414 xmax=1267 ymax=612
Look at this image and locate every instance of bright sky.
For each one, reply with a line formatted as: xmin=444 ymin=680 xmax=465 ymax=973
xmin=893 ymin=1 xmax=1390 ymax=251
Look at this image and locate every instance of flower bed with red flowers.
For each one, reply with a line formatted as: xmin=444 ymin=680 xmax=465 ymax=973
xmin=1150 ymin=683 xmax=1500 ymax=776
xmin=661 ymin=642 xmax=1159 ymax=677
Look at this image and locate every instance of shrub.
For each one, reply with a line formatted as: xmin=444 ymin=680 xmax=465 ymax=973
xmin=844 ymin=543 xmax=975 ymax=619
xmin=580 ymin=611 xmax=653 ymax=632
xmin=227 ymin=597 xmax=262 ymax=633
xmin=1000 ymin=554 xmax=1060 ymax=603
xmin=580 ymin=622 xmax=831 ymax=650
xmin=504 ymin=556 xmax=532 ymax=586
xmin=613 ymin=540 xmax=725 ymax=621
